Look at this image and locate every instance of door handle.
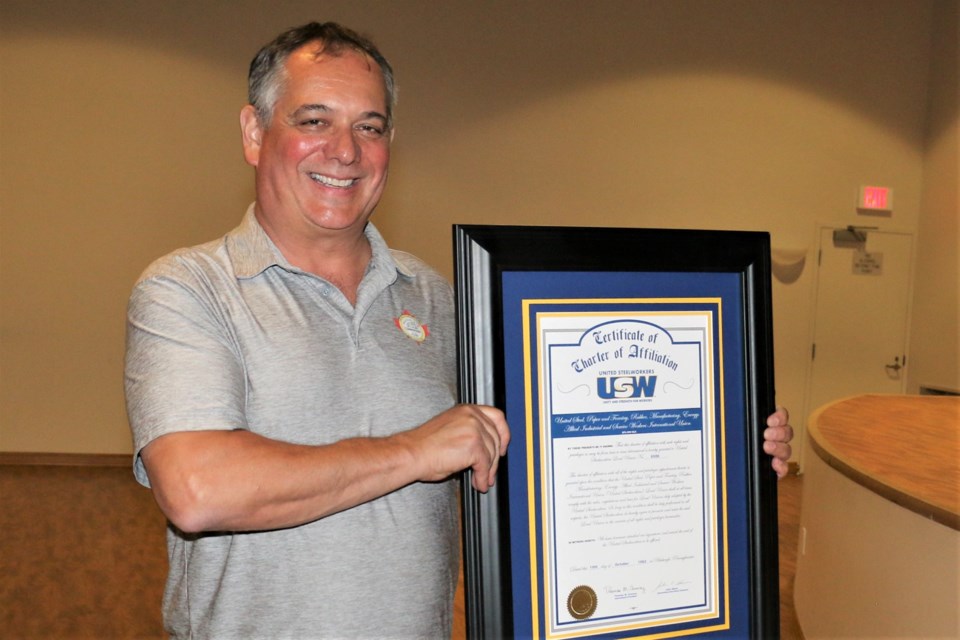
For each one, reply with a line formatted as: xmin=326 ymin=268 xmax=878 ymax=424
xmin=885 ymin=356 xmax=905 ymax=375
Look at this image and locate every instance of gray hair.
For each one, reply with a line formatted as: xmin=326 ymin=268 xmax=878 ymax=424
xmin=248 ymin=22 xmax=396 ymax=129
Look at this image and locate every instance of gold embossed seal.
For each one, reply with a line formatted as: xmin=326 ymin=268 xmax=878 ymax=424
xmin=567 ymin=585 xmax=597 ymax=620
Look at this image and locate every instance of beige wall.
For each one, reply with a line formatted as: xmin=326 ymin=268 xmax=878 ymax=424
xmin=909 ymin=0 xmax=960 ymax=395
xmin=1 ymin=0 xmax=955 ymax=454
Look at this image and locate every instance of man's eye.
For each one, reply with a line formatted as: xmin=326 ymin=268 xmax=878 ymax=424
xmin=299 ymin=119 xmax=326 ymax=127
xmin=357 ymin=124 xmax=385 ymax=137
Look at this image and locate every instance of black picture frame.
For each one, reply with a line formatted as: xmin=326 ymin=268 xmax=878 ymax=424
xmin=454 ymin=225 xmax=779 ymax=640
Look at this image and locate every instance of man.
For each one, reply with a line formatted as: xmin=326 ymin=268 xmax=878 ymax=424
xmin=125 ymin=22 xmax=792 ymax=639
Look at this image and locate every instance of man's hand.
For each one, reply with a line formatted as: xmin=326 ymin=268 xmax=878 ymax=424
xmin=763 ymin=407 xmax=794 ymax=478
xmin=399 ymin=404 xmax=511 ymax=493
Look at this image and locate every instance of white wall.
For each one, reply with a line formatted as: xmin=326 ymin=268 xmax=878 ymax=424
xmin=0 ymin=0 xmax=951 ymax=454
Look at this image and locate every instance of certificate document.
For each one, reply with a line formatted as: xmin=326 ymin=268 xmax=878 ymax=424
xmin=522 ymin=300 xmax=727 ymax=638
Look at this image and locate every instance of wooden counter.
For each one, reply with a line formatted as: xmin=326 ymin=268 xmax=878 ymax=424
xmin=807 ymin=394 xmax=960 ymax=530
xmin=794 ymin=394 xmax=960 ymax=638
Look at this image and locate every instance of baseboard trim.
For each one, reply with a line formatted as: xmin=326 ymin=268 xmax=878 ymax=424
xmin=0 ymin=452 xmax=130 ymax=467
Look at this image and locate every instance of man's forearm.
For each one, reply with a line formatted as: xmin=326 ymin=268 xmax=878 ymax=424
xmin=141 ymin=429 xmax=422 ymax=533
xmin=140 ymin=404 xmax=510 ymax=533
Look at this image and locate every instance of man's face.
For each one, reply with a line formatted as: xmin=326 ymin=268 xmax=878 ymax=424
xmin=241 ymin=45 xmax=392 ymax=243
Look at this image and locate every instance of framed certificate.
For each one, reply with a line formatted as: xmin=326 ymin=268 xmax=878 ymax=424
xmin=454 ymin=225 xmax=779 ymax=639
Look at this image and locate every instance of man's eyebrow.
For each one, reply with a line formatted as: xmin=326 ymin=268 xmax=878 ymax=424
xmin=290 ymin=104 xmax=331 ymax=118
xmin=362 ymin=111 xmax=389 ymax=123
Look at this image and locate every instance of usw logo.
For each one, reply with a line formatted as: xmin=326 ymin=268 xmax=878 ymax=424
xmin=597 ymin=375 xmax=657 ymax=399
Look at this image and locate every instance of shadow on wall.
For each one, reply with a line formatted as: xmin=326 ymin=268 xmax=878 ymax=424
xmin=2 ymin=0 xmax=935 ymax=147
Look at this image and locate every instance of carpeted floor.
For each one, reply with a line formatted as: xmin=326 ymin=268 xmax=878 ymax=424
xmin=0 ymin=461 xmax=803 ymax=639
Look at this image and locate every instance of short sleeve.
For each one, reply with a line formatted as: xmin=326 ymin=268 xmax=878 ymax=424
xmin=124 ymin=273 xmax=247 ymax=486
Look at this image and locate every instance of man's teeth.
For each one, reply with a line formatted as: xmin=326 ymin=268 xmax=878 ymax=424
xmin=309 ymin=173 xmax=355 ymax=188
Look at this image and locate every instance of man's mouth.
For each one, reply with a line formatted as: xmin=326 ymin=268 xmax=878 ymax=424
xmin=309 ymin=173 xmax=357 ymax=188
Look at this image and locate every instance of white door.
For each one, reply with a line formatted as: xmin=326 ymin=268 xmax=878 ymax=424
xmin=800 ymin=226 xmax=914 ymax=468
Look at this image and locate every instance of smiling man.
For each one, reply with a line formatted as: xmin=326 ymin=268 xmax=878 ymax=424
xmin=126 ymin=23 xmax=509 ymax=638
xmin=125 ymin=22 xmax=792 ymax=639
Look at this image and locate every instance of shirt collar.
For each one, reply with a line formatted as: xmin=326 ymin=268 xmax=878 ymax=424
xmin=226 ymin=203 xmax=411 ymax=282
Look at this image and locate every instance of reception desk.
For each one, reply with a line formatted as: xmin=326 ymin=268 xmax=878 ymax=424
xmin=794 ymin=394 xmax=959 ymax=638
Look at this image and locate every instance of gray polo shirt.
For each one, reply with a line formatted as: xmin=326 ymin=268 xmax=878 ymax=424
xmin=125 ymin=206 xmax=459 ymax=639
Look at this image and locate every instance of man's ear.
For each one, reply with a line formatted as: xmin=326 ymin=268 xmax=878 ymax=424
xmin=240 ymin=105 xmax=263 ymax=167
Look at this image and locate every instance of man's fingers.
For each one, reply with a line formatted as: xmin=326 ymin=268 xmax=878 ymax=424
xmin=469 ymin=449 xmax=499 ymax=492
xmin=461 ymin=405 xmax=510 ymax=492
xmin=470 ymin=406 xmax=502 ymax=464
xmin=767 ymin=406 xmax=790 ymax=428
xmin=473 ymin=404 xmax=511 ymax=454
xmin=472 ymin=456 xmax=499 ymax=493
xmin=772 ymin=457 xmax=789 ymax=479
xmin=764 ymin=439 xmax=792 ymax=460
xmin=763 ymin=423 xmax=794 ymax=444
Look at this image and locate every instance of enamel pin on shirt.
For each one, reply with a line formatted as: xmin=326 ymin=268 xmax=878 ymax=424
xmin=395 ymin=310 xmax=429 ymax=343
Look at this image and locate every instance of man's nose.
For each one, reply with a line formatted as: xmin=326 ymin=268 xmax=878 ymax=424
xmin=325 ymin=127 xmax=360 ymax=164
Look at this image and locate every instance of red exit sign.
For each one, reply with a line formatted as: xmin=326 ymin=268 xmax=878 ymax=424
xmin=859 ymin=185 xmax=893 ymax=211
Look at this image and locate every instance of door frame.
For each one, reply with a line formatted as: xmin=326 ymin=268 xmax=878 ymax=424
xmin=797 ymin=222 xmax=916 ymax=470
